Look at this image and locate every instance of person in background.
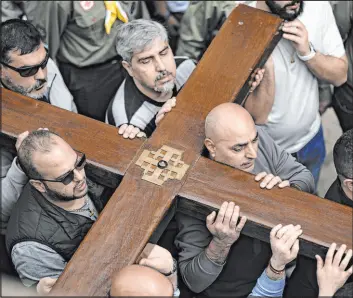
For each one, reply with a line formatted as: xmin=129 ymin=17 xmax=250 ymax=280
xmin=29 ymin=1 xmax=150 ymax=122
xmin=153 ymin=1 xmax=190 ymax=53
xmin=331 ymin=1 xmax=353 ymax=132
xmin=325 ymin=129 xmax=353 ymax=208
xmin=1 ymin=19 xmax=77 ymax=112
xmin=1 ymin=1 xmax=37 ymax=22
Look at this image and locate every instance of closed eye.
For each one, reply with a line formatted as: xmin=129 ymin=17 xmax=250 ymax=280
xmin=160 ymin=48 xmax=169 ymax=56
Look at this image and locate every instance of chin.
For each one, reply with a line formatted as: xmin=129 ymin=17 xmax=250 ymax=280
xmin=75 ymin=187 xmax=88 ymax=199
xmin=28 ymin=87 xmax=47 ymax=99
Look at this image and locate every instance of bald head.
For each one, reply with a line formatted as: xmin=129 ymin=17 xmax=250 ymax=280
xmin=205 ymin=103 xmax=255 ymax=142
xmin=204 ymin=103 xmax=259 ymax=172
xmin=111 ymin=265 xmax=173 ymax=297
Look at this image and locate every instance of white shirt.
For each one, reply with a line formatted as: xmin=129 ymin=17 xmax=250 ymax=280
xmin=264 ymin=1 xmax=345 ymax=153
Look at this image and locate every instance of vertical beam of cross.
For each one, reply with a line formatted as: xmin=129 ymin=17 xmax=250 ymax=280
xmin=51 ymin=5 xmax=283 ymax=296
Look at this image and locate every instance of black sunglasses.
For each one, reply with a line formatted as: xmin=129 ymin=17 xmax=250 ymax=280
xmin=28 ymin=152 xmax=87 ymax=185
xmin=0 ymin=48 xmax=49 ymax=77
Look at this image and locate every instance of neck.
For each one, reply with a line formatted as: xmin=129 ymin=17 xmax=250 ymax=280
xmin=133 ymin=77 xmax=173 ymax=103
xmin=256 ymin=1 xmax=270 ymax=12
xmin=44 ymin=193 xmax=87 ymax=211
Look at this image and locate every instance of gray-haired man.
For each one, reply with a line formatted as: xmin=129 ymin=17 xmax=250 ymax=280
xmin=105 ymin=19 xmax=196 ymax=139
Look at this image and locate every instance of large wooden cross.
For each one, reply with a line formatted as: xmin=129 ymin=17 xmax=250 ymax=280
xmin=1 ymin=5 xmax=352 ymax=296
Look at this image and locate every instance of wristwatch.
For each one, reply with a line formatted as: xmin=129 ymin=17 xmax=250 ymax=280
xmin=297 ymin=42 xmax=316 ymax=62
xmin=164 ymin=258 xmax=177 ymax=276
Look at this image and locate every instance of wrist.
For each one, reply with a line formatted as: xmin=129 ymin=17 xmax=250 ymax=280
xmin=297 ymin=42 xmax=316 ymax=61
xmin=211 ymin=237 xmax=233 ymax=249
xmin=318 ymin=288 xmax=335 ymax=297
xmin=164 ymin=258 xmax=177 ymax=277
xmin=270 ymin=257 xmax=286 ymax=271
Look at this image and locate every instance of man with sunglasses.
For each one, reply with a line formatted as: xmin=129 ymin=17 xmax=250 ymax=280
xmin=0 ymin=19 xmax=77 ymax=112
xmin=5 ymin=130 xmax=110 ymax=290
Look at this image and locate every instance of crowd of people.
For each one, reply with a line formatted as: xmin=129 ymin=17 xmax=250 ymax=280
xmin=0 ymin=1 xmax=352 ymax=297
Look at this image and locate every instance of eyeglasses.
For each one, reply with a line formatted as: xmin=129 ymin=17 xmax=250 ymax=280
xmin=0 ymin=48 xmax=49 ymax=77
xmin=30 ymin=152 xmax=87 ymax=185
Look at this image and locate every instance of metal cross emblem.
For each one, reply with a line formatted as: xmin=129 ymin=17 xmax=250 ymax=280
xmin=135 ymin=145 xmax=190 ymax=186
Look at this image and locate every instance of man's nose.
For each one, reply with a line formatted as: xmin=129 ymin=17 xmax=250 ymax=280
xmin=154 ymin=56 xmax=165 ymax=72
xmin=246 ymin=143 xmax=257 ymax=159
xmin=73 ymin=168 xmax=85 ymax=181
xmin=34 ymin=67 xmax=46 ymax=80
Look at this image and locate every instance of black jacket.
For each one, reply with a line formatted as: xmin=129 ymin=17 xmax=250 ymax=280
xmin=6 ymin=179 xmax=108 ymax=261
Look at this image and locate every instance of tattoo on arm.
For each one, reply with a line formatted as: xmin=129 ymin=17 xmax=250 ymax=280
xmin=205 ymin=238 xmax=232 ymax=265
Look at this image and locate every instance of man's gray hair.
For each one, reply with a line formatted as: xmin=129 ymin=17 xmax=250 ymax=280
xmin=116 ymin=19 xmax=168 ymax=63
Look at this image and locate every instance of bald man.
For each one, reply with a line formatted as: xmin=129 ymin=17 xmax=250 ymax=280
xmin=110 ymin=243 xmax=178 ymax=297
xmin=111 ymin=265 xmax=173 ymax=296
xmin=173 ymin=103 xmax=315 ymax=297
xmin=204 ymin=103 xmax=314 ymax=192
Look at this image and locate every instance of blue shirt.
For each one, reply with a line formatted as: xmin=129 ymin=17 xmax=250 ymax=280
xmin=250 ymin=270 xmax=285 ymax=297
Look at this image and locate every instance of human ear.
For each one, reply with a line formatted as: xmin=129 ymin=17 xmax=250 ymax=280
xmin=122 ymin=61 xmax=134 ymax=77
xmin=204 ymin=138 xmax=216 ymax=159
xmin=30 ymin=180 xmax=46 ymax=193
xmin=343 ymin=178 xmax=353 ymax=192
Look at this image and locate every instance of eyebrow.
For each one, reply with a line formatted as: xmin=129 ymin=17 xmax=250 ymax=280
xmin=137 ymin=46 xmax=169 ymax=62
xmin=232 ymin=132 xmax=259 ymax=148
xmin=55 ymin=154 xmax=79 ymax=180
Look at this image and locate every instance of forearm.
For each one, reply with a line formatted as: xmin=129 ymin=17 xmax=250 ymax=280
xmin=250 ymin=268 xmax=285 ymax=297
xmin=179 ymin=248 xmax=224 ymax=293
xmin=305 ymin=53 xmax=348 ymax=87
xmin=245 ymin=65 xmax=275 ymax=124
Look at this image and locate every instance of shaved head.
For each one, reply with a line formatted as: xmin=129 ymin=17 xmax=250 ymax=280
xmin=204 ymin=103 xmax=259 ymax=172
xmin=110 ymin=265 xmax=173 ymax=297
xmin=205 ymin=103 xmax=256 ymax=142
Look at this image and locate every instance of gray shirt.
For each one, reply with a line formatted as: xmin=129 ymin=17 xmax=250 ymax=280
xmin=1 ymin=151 xmax=28 ymax=235
xmin=175 ymin=126 xmax=314 ymax=293
xmin=11 ymin=196 xmax=98 ymax=287
xmin=252 ymin=126 xmax=315 ymax=193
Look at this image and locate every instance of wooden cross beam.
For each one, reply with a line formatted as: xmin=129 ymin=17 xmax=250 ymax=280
xmin=1 ymin=5 xmax=352 ymax=296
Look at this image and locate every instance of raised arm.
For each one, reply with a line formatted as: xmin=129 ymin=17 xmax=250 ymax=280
xmin=175 ymin=202 xmax=246 ymax=293
xmin=250 ymin=224 xmax=302 ymax=297
xmin=244 ymin=56 xmax=275 ymax=124
xmin=282 ymin=3 xmax=347 ymax=87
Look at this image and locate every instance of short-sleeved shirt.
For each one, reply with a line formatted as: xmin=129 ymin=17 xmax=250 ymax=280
xmin=265 ymin=1 xmax=346 ymax=153
xmin=105 ymin=57 xmax=195 ymax=137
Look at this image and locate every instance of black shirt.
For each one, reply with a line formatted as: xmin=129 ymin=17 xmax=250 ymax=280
xmin=325 ymin=177 xmax=353 ymax=208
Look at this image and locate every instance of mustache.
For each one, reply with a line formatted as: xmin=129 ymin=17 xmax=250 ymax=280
xmin=283 ymin=0 xmax=301 ymax=9
xmin=29 ymin=79 xmax=47 ymax=92
xmin=155 ymin=70 xmax=173 ymax=82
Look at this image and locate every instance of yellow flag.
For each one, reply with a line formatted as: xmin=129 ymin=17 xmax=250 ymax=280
xmin=104 ymin=1 xmax=129 ymax=34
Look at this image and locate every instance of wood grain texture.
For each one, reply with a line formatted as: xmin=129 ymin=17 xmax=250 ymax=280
xmin=52 ymin=5 xmax=283 ymax=296
xmin=178 ymin=156 xmax=353 ymax=257
xmin=1 ymin=89 xmax=143 ymax=178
